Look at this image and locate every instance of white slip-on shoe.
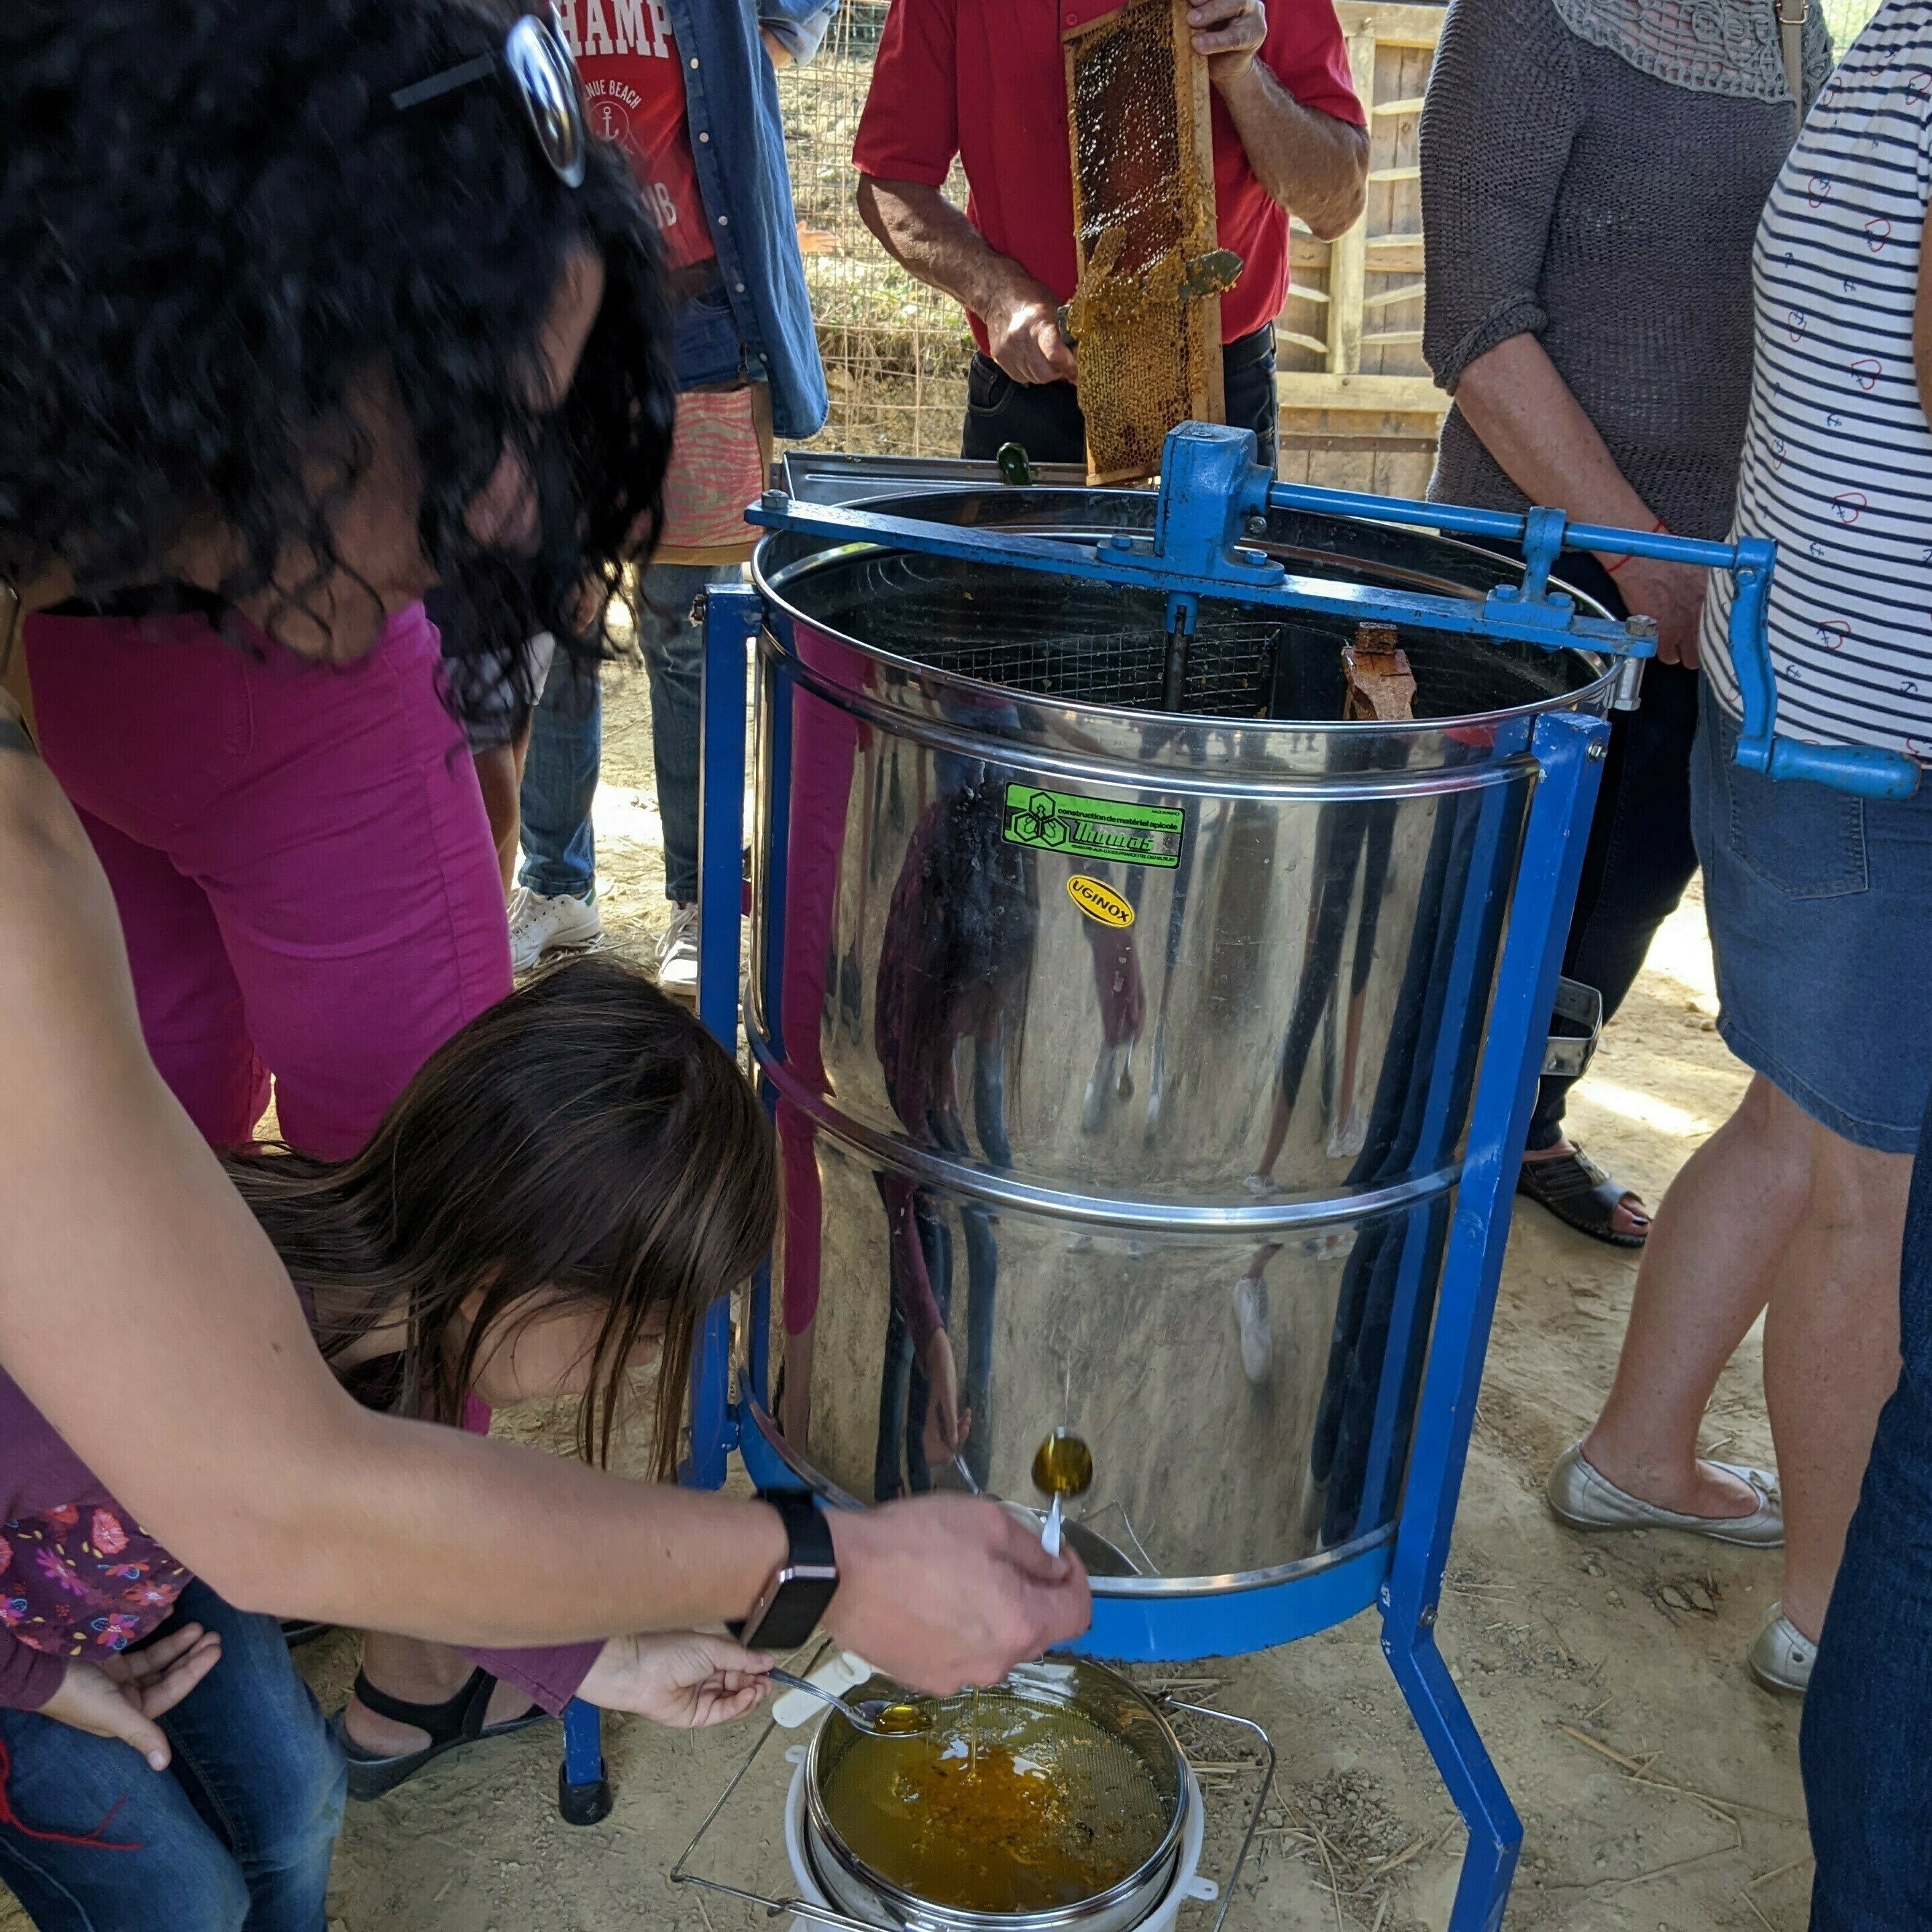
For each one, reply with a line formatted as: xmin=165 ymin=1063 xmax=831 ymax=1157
xmin=1546 ymin=1442 xmax=1784 ymax=1547
xmin=1748 ymin=1602 xmax=1815 ymax=1696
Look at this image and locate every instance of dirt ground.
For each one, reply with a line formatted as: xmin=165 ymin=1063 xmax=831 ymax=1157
xmin=0 ymin=664 xmax=1803 ymax=1932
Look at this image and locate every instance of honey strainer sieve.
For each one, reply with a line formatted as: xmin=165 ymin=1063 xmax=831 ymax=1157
xmin=802 ymin=1656 xmax=1189 ymax=1932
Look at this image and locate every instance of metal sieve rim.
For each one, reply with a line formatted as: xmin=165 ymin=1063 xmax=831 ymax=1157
xmin=802 ymin=1658 xmax=1190 ymax=1931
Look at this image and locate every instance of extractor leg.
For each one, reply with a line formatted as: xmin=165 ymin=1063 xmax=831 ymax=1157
xmin=557 ymin=1697 xmax=612 ymax=1827
xmin=1381 ymin=1614 xmax=1519 ymax=1932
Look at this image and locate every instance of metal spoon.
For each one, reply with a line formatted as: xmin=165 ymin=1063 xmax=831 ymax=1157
xmin=1030 ymin=1428 xmax=1094 ymax=1558
xmin=765 ymin=1668 xmax=930 ymax=1737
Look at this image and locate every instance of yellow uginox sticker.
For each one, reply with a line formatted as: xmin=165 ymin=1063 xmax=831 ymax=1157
xmin=1066 ymin=875 xmax=1135 ymax=928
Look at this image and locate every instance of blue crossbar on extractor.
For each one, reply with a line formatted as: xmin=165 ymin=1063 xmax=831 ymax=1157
xmin=747 ymin=421 xmax=1917 ymax=802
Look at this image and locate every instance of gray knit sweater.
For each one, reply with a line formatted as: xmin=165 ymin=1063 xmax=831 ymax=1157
xmin=1419 ymin=0 xmax=1824 ymax=540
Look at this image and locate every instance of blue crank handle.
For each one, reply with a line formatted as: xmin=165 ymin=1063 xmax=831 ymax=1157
xmin=1735 ymin=736 xmax=1920 ymax=799
xmin=1725 ymin=536 xmax=1920 ymax=799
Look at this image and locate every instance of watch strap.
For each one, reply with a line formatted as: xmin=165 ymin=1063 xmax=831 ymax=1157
xmin=759 ymin=1487 xmax=836 ymax=1572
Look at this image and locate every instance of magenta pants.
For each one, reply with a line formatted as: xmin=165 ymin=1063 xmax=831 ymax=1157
xmin=25 ymin=604 xmax=513 ymax=1160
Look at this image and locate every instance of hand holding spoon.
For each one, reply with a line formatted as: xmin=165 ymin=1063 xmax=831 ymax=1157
xmin=1030 ymin=1428 xmax=1094 ymax=1558
xmin=765 ymin=1668 xmax=930 ymax=1737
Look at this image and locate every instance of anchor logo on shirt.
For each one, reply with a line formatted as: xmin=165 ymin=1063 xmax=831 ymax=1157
xmin=1850 ymin=359 xmax=1884 ymax=391
xmin=1867 ymin=217 xmax=1892 ymax=252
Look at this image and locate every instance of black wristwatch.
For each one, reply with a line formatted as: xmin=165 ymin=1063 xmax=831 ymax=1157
xmin=733 ymin=1489 xmax=839 ymax=1650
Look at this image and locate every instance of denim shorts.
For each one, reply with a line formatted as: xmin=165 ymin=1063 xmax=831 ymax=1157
xmin=1691 ymin=681 xmax=1932 ymax=1153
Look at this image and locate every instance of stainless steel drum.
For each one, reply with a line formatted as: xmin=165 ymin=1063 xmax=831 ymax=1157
xmin=741 ymin=482 xmax=1616 ymax=1596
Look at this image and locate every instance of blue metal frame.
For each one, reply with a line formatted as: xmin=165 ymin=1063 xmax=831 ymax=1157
xmin=1381 ymin=706 xmax=1601 ymax=1931
xmin=557 ymin=582 xmax=768 ymax=1824
xmin=1077 ymin=1544 xmax=1391 ymax=1662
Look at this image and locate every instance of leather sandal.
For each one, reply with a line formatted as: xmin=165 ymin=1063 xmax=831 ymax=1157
xmin=330 ymin=1666 xmax=551 ymax=1801
xmin=1517 ymin=1144 xmax=1650 ymax=1248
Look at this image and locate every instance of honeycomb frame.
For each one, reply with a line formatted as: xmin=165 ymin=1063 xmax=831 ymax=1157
xmin=1062 ymin=0 xmax=1227 ymax=484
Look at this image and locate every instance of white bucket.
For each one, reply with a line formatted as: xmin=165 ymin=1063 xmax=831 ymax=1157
xmin=781 ymin=1746 xmax=1217 ymax=1932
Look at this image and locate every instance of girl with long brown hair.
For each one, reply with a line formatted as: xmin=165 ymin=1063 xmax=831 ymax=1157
xmin=0 ymin=956 xmax=781 ymax=1928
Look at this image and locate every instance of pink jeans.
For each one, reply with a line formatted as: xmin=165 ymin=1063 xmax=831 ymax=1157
xmin=25 ymin=604 xmax=513 ymax=1160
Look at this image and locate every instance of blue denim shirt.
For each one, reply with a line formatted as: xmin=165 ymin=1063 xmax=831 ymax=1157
xmin=656 ymin=0 xmax=831 ymax=439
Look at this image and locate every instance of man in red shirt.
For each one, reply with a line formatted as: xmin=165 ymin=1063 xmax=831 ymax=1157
xmin=855 ymin=0 xmax=1368 ymax=468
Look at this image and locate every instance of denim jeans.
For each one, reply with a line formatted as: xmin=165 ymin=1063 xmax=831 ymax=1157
xmin=639 ymin=563 xmax=737 ymax=907
xmin=0 ymin=1580 xmax=343 ymax=1932
xmin=1802 ymin=1063 xmax=1932 ymax=1929
xmin=517 ymin=644 xmax=602 ymax=902
xmin=960 ymin=323 xmax=1280 ymax=473
xmin=517 ymin=566 xmax=731 ymax=906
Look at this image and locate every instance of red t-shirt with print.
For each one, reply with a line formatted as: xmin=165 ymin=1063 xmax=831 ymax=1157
xmin=561 ymin=0 xmax=714 ymax=272
xmin=853 ymin=0 xmax=1366 ymax=351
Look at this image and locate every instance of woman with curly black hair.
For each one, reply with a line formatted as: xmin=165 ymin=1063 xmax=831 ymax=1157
xmin=0 ymin=0 xmax=1091 ymax=1833
xmin=11 ymin=0 xmax=678 ymax=1157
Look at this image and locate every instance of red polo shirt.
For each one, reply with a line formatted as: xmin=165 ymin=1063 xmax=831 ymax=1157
xmin=853 ymin=0 xmax=1363 ymax=351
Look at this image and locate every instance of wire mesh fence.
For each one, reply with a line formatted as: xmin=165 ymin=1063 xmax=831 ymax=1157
xmin=775 ymin=1 xmax=976 ymax=456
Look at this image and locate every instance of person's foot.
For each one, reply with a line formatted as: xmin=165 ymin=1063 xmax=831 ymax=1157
xmin=509 ymin=886 xmax=600 ymax=975
xmin=1518 ymin=1140 xmax=1651 ymax=1244
xmin=1234 ymin=1273 xmax=1273 ymax=1383
xmin=335 ymin=1665 xmax=549 ymax=1801
xmin=1546 ymin=1442 xmax=1783 ymax=1546
xmin=655 ymin=902 xmax=699 ymax=1000
xmin=1748 ymin=1602 xmax=1815 ymax=1695
xmin=342 ymin=1674 xmax=538 ymax=1760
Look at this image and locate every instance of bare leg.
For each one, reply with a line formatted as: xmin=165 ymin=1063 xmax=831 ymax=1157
xmin=347 ymin=1631 xmax=536 ymax=1754
xmin=1582 ymin=1077 xmax=1811 ymax=1518
xmin=1764 ymin=1122 xmax=1909 ymax=1640
xmin=472 ymin=736 xmax=529 ymax=902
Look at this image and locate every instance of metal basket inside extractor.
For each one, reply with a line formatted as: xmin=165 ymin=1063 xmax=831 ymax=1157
xmin=770 ymin=547 xmax=1599 ymax=722
xmin=806 ymin=1661 xmax=1189 ymax=1924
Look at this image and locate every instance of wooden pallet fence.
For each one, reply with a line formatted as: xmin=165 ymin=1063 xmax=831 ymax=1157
xmin=1274 ymin=1 xmax=1446 ymax=494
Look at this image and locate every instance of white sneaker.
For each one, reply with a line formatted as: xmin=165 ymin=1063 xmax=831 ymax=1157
xmin=509 ymin=887 xmax=600 ymax=975
xmin=1748 ymin=1602 xmax=1815 ymax=1696
xmin=1234 ymin=1274 xmax=1273 ymax=1383
xmin=655 ymin=902 xmax=699 ymax=999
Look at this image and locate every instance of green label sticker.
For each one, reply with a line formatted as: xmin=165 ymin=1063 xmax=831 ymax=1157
xmin=1002 ymin=784 xmax=1184 ymax=868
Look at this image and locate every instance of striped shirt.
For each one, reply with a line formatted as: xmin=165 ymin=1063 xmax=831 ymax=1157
xmin=1702 ymin=0 xmax=1932 ymax=758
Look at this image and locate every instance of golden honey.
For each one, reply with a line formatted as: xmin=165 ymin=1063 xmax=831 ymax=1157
xmin=816 ymin=1686 xmax=1169 ymax=1913
xmin=1030 ymin=1429 xmax=1094 ymax=1499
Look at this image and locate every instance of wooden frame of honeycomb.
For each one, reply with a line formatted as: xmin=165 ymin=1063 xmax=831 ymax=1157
xmin=1061 ymin=0 xmax=1236 ymax=485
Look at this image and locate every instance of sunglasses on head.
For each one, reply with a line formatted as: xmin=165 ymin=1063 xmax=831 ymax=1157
xmin=390 ymin=8 xmax=588 ymax=188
